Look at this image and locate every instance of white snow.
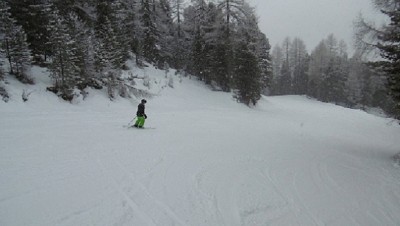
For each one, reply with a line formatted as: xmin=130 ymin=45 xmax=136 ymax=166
xmin=1 ymin=65 xmax=400 ymax=226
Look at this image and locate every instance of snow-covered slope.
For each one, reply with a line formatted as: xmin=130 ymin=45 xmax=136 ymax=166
xmin=1 ymin=65 xmax=400 ymax=226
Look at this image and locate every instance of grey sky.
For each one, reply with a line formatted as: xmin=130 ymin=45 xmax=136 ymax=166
xmin=247 ymin=0 xmax=383 ymax=53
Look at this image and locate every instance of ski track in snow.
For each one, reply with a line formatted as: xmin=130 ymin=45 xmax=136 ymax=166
xmin=1 ymin=71 xmax=400 ymax=226
xmin=95 ymin=149 xmax=186 ymax=226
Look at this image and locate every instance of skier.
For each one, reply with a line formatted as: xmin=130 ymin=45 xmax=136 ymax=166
xmin=133 ymin=99 xmax=147 ymax=128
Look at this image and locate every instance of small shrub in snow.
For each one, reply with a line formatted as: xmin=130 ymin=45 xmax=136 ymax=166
xmin=80 ymin=90 xmax=89 ymax=100
xmin=46 ymin=86 xmax=58 ymax=94
xmin=143 ymin=75 xmax=151 ymax=89
xmin=22 ymin=89 xmax=34 ymax=102
xmin=88 ymin=79 xmax=103 ymax=90
xmin=60 ymin=91 xmax=74 ymax=102
xmin=15 ymin=72 xmax=34 ymax=85
xmin=46 ymin=86 xmax=74 ymax=102
xmin=168 ymin=76 xmax=174 ymax=88
xmin=0 ymin=86 xmax=9 ymax=102
xmin=119 ymin=84 xmax=130 ymax=98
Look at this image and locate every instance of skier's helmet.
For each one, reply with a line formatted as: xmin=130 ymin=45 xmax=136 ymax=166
xmin=141 ymin=99 xmax=147 ymax=104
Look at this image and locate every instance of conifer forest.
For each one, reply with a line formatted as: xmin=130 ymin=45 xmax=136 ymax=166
xmin=0 ymin=0 xmax=399 ymax=118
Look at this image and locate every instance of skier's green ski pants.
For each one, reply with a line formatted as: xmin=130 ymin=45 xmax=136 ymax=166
xmin=134 ymin=116 xmax=145 ymax=128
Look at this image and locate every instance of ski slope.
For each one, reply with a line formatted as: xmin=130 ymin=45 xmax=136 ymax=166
xmin=1 ymin=66 xmax=400 ymax=226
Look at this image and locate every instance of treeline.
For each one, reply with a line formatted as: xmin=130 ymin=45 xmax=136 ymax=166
xmin=270 ymin=34 xmax=396 ymax=116
xmin=0 ymin=0 xmax=271 ymax=105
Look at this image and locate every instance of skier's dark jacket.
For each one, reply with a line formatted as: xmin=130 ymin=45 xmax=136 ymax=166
xmin=136 ymin=103 xmax=146 ymax=117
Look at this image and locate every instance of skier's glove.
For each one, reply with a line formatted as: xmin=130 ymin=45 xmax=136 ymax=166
xmin=144 ymin=114 xmax=147 ymax=119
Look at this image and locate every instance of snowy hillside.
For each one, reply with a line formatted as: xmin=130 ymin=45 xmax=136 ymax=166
xmin=1 ymin=65 xmax=400 ymax=226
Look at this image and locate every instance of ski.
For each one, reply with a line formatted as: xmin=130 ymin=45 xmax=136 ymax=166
xmin=123 ymin=125 xmax=155 ymax=129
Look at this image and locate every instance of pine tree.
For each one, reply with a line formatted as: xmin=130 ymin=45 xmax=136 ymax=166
xmin=140 ymin=0 xmax=160 ymax=64
xmin=46 ymin=9 xmax=79 ymax=99
xmin=279 ymin=60 xmax=292 ymax=95
xmin=95 ymin=16 xmax=122 ymax=99
xmin=68 ymin=13 xmax=96 ymax=90
xmin=290 ymin=38 xmax=309 ymax=95
xmin=214 ymin=0 xmax=249 ymax=91
xmin=119 ymin=0 xmax=140 ymax=55
xmin=171 ymin=0 xmax=184 ymax=37
xmin=211 ymin=37 xmax=232 ymax=91
xmin=233 ymin=41 xmax=261 ymax=105
xmin=271 ymin=45 xmax=284 ymax=95
xmin=0 ymin=1 xmax=8 ymax=80
xmin=374 ymin=2 xmax=400 ymax=118
xmin=217 ymin=0 xmax=247 ymax=36
xmin=232 ymin=5 xmax=268 ymax=104
xmin=7 ymin=0 xmax=51 ymax=62
xmin=321 ymin=35 xmax=349 ymax=104
xmin=183 ymin=2 xmax=229 ymax=90
xmin=256 ymin=33 xmax=272 ymax=93
xmin=155 ymin=0 xmax=175 ymax=67
xmin=9 ymin=27 xmax=32 ymax=83
xmin=0 ymin=45 xmax=4 ymax=81
xmin=277 ymin=37 xmax=292 ymax=95
xmin=184 ymin=0 xmax=217 ymax=84
xmin=308 ymin=39 xmax=329 ymax=99
xmin=347 ymin=53 xmax=374 ymax=107
xmin=94 ymin=0 xmax=130 ymax=98
xmin=112 ymin=0 xmax=131 ymax=68
xmin=0 ymin=1 xmax=32 ymax=83
xmin=308 ymin=35 xmax=349 ymax=103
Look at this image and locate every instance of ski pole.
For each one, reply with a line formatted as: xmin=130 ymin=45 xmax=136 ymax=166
xmin=127 ymin=116 xmax=137 ymax=126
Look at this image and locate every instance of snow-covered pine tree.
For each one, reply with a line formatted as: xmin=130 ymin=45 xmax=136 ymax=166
xmin=168 ymin=0 xmax=186 ymax=70
xmin=0 ymin=43 xmax=4 ymax=82
xmin=347 ymin=53 xmax=372 ymax=107
xmin=46 ymin=8 xmax=79 ymax=100
xmin=0 ymin=0 xmax=32 ymax=84
xmin=7 ymin=0 xmax=51 ymax=63
xmin=256 ymin=32 xmax=272 ymax=94
xmin=232 ymin=4 xmax=266 ymax=105
xmin=308 ymin=39 xmax=329 ymax=99
xmin=0 ymin=1 xmax=6 ymax=81
xmin=373 ymin=1 xmax=400 ymax=118
xmin=233 ymin=41 xmax=261 ymax=105
xmin=279 ymin=59 xmax=292 ymax=95
xmin=290 ymin=38 xmax=309 ymax=95
xmin=320 ymin=35 xmax=349 ymax=104
xmin=68 ymin=13 xmax=97 ymax=91
xmin=354 ymin=0 xmax=400 ymax=118
xmin=335 ymin=40 xmax=350 ymax=104
xmin=94 ymin=0 xmax=129 ymax=99
xmin=95 ymin=17 xmax=121 ymax=99
xmin=119 ymin=0 xmax=141 ymax=56
xmin=139 ymin=0 xmax=161 ymax=64
xmin=185 ymin=0 xmax=211 ymax=83
xmin=217 ymin=0 xmax=247 ymax=37
xmin=276 ymin=37 xmax=293 ymax=95
xmin=8 ymin=26 xmax=32 ymax=83
xmin=213 ymin=0 xmax=249 ymax=91
xmin=110 ymin=0 xmax=130 ymax=69
xmin=209 ymin=27 xmax=232 ymax=91
xmin=155 ymin=0 xmax=175 ymax=67
xmin=270 ymin=45 xmax=284 ymax=95
xmin=171 ymin=0 xmax=184 ymax=39
xmin=306 ymin=35 xmax=350 ymax=104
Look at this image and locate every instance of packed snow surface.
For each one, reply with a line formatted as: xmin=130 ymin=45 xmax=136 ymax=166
xmin=1 ymin=66 xmax=400 ymax=226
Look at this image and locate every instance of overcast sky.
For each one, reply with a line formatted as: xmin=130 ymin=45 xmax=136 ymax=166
xmin=246 ymin=0 xmax=383 ymax=53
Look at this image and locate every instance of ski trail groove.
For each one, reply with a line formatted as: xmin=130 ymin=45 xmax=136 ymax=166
xmin=99 ymin=150 xmax=186 ymax=226
xmin=96 ymin=157 xmax=158 ymax=226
